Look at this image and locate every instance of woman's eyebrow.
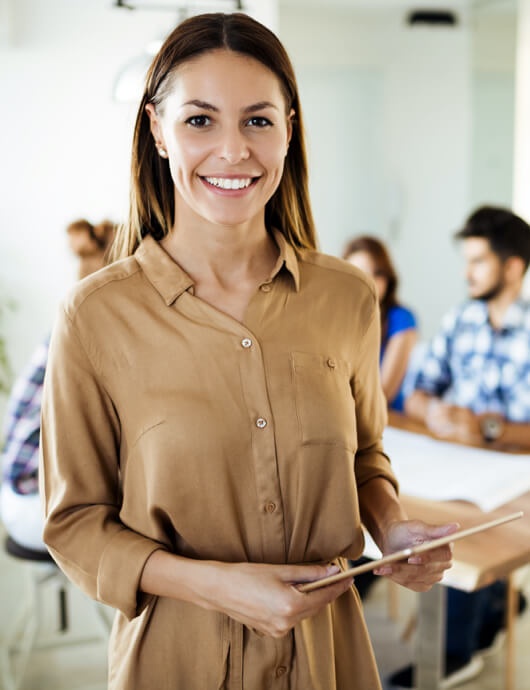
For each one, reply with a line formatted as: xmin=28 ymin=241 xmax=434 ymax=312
xmin=244 ymin=101 xmax=278 ymax=113
xmin=181 ymin=99 xmax=278 ymax=113
xmin=182 ymin=99 xmax=219 ymax=111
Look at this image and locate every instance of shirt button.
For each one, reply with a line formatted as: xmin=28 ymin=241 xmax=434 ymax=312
xmin=241 ymin=338 xmax=252 ymax=348
xmin=327 ymin=358 xmax=336 ymax=369
xmin=276 ymin=666 xmax=287 ymax=677
xmin=260 ymin=283 xmax=272 ymax=292
xmin=256 ymin=417 xmax=267 ymax=428
xmin=265 ymin=502 xmax=277 ymax=513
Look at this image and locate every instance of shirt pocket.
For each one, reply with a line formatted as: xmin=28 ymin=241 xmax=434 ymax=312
xmin=290 ymin=351 xmax=356 ymax=451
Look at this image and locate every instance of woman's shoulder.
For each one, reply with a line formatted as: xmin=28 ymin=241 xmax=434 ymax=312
xmin=387 ymin=303 xmax=418 ymax=333
xmin=300 ymin=249 xmax=377 ymax=297
xmin=62 ymin=256 xmax=142 ymax=317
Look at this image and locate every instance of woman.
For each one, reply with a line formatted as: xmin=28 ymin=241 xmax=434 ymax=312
xmin=40 ymin=13 xmax=456 ymax=690
xmin=343 ymin=235 xmax=418 ymax=412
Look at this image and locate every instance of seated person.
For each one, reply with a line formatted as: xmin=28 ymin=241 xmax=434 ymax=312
xmin=390 ymin=205 xmax=530 ymax=689
xmin=343 ymin=235 xmax=417 ymax=412
xmin=343 ymin=235 xmax=419 ymax=598
xmin=0 ymin=219 xmax=115 ymax=552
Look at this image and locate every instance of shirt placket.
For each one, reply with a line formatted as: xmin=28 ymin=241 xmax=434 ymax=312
xmin=236 ymin=327 xmax=287 ymax=564
xmin=236 ymin=284 xmax=293 ymax=689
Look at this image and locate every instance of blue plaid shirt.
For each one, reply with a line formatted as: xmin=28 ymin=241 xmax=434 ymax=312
xmin=413 ymin=299 xmax=530 ymax=422
xmin=1 ymin=337 xmax=49 ymax=494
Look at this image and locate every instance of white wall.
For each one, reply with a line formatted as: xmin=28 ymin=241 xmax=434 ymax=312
xmin=0 ymin=1 xmax=178 ymax=378
xmin=470 ymin=12 xmax=516 ymax=209
xmin=514 ymin=0 xmax=530 ymax=217
xmin=279 ymin=6 xmax=517 ymax=339
xmin=281 ymin=8 xmax=473 ymax=338
xmin=0 ymin=1 xmax=517 ymax=419
xmin=0 ymin=0 xmax=276 ymax=418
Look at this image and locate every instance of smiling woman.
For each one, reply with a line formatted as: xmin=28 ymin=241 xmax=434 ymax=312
xmin=144 ymin=50 xmax=294 ymax=236
xmin=39 ymin=12 xmax=457 ymax=690
xmin=110 ymin=12 xmax=316 ymax=261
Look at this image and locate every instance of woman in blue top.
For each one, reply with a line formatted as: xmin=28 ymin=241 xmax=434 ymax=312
xmin=343 ymin=235 xmax=417 ymax=412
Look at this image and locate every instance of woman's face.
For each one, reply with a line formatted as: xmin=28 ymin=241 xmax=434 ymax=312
xmin=346 ymin=250 xmax=388 ymax=301
xmin=146 ymin=49 xmax=293 ymax=230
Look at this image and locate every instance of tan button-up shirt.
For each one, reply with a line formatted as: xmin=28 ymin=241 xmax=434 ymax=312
xmin=40 ymin=231 xmax=396 ymax=689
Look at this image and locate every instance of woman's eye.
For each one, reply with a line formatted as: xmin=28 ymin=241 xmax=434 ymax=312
xmin=247 ymin=116 xmax=272 ymax=128
xmin=186 ymin=115 xmax=211 ymax=128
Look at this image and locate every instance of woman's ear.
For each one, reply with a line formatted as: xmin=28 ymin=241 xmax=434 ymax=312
xmin=145 ymin=103 xmax=168 ymax=158
xmin=287 ymin=108 xmax=295 ymax=146
xmin=145 ymin=104 xmax=162 ymax=143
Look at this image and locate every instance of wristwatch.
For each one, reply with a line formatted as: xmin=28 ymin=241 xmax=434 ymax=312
xmin=479 ymin=415 xmax=504 ymax=442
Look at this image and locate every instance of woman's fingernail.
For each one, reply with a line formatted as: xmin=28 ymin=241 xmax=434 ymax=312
xmin=375 ymin=567 xmax=392 ymax=576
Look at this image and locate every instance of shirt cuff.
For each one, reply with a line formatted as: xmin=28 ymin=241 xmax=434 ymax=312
xmin=98 ymin=530 xmax=167 ymax=620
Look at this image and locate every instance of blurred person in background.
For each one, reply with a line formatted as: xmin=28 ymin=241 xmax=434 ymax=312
xmin=343 ymin=235 xmax=418 ymax=412
xmin=0 ymin=218 xmax=115 ymax=552
xmin=391 ymin=205 xmax=530 ymax=689
xmin=342 ymin=235 xmax=419 ymax=599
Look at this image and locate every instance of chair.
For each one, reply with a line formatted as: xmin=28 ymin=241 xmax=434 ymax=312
xmin=0 ymin=536 xmax=112 ymax=690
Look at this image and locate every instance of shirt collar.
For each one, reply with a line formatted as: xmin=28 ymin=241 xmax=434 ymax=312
xmin=465 ymin=297 xmax=527 ymax=331
xmin=463 ymin=300 xmax=489 ymax=325
xmin=270 ymin=228 xmax=300 ymax=292
xmin=135 ymin=229 xmax=301 ymax=306
xmin=135 ymin=235 xmax=194 ymax=306
xmin=502 ymin=298 xmax=528 ymax=330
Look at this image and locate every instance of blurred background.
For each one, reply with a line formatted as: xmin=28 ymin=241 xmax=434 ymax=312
xmin=2 ymin=3 xmax=530 ymax=688
xmin=0 ymin=0 xmax=527 ymax=418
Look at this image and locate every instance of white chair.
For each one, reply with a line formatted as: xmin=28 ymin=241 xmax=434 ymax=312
xmin=0 ymin=536 xmax=112 ymax=690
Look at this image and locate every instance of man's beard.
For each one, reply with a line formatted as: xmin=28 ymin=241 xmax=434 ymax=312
xmin=471 ymin=277 xmax=504 ymax=302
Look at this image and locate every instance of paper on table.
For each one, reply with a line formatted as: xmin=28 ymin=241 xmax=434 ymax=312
xmin=383 ymin=426 xmax=530 ymax=512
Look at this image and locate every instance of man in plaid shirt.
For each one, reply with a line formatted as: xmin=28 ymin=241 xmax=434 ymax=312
xmin=390 ymin=206 xmax=530 ymax=689
xmin=1 ymin=337 xmax=49 ymax=550
xmin=406 ymin=206 xmax=530 ymax=446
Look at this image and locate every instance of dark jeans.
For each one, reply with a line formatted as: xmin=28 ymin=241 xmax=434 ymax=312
xmin=446 ymin=580 xmax=508 ymax=662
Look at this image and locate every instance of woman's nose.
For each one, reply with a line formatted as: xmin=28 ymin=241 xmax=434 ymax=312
xmin=218 ymin=127 xmax=250 ymax=164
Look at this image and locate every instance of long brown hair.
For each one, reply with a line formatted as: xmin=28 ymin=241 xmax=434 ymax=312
xmin=111 ymin=12 xmax=317 ymax=261
xmin=342 ymin=235 xmax=399 ymax=329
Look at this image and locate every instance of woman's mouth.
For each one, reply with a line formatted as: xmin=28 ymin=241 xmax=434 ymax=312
xmin=203 ymin=176 xmax=256 ymax=190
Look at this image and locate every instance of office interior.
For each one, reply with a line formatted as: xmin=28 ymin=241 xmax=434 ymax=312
xmin=1 ymin=0 xmax=530 ymax=688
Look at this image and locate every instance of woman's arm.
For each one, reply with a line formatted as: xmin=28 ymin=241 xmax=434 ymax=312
xmin=139 ymin=551 xmax=353 ymax=637
xmin=353 ymin=300 xmax=455 ymax=590
xmin=380 ymin=328 xmax=417 ymax=403
xmin=358 ymin=476 xmax=457 ymax=592
xmin=40 ymin=306 xmax=164 ymax=619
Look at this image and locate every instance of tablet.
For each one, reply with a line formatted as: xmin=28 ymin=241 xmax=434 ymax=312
xmin=297 ymin=510 xmax=523 ymax=593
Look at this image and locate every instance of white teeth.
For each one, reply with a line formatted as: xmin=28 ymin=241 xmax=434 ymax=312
xmin=205 ymin=177 xmax=252 ymax=190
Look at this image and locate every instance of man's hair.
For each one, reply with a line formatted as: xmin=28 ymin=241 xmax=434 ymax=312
xmin=455 ymin=205 xmax=530 ymax=271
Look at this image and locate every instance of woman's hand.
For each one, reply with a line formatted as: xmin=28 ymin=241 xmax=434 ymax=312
xmin=141 ymin=551 xmax=353 ymax=637
xmin=373 ymin=520 xmax=458 ymax=591
xmin=194 ymin=561 xmax=353 ymax=638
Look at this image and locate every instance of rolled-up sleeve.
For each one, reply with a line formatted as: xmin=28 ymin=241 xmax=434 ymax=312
xmin=40 ymin=306 xmax=165 ymax=620
xmin=352 ymin=298 xmax=398 ymax=493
